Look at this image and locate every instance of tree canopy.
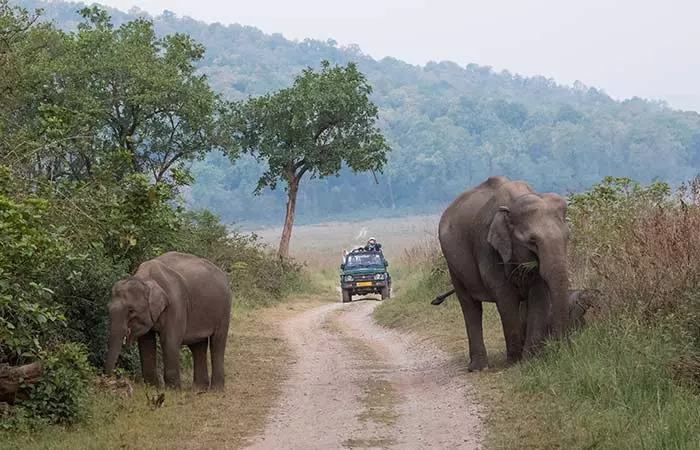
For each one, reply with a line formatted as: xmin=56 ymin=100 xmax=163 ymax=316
xmin=2 ymin=4 xmax=233 ymax=187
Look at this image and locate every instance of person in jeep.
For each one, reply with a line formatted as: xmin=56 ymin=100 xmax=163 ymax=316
xmin=363 ymin=237 xmax=382 ymax=252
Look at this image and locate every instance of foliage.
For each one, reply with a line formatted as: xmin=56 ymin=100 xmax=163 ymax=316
xmin=567 ymin=176 xmax=700 ymax=334
xmin=231 ymin=60 xmax=390 ymax=194
xmin=178 ymin=209 xmax=307 ymax=305
xmin=2 ymin=343 xmax=93 ymax=429
xmin=3 ymin=2 xmax=233 ymax=188
xmin=492 ymin=321 xmax=700 ymax=450
xmin=0 ymin=169 xmax=68 ymax=365
xmin=231 ymin=60 xmax=390 ymax=257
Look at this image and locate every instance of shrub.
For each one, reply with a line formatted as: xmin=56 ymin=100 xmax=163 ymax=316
xmin=567 ymin=176 xmax=700 ymax=347
xmin=0 ymin=177 xmax=69 ymax=365
xmin=179 ymin=209 xmax=306 ymax=306
xmin=2 ymin=343 xmax=93 ymax=430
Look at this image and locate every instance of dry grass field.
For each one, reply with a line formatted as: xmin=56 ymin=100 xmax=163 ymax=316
xmin=252 ymin=214 xmax=441 ymax=267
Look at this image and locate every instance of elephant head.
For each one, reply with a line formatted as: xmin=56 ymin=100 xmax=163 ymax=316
xmin=487 ymin=191 xmax=571 ymax=337
xmin=104 ymin=277 xmax=168 ymax=374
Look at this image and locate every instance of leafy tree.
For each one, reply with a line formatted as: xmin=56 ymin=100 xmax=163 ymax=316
xmin=4 ymin=5 xmax=235 ymax=187
xmin=231 ymin=60 xmax=391 ymax=258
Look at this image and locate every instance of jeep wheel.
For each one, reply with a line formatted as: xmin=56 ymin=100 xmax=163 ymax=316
xmin=341 ymin=289 xmax=351 ymax=303
xmin=380 ymin=287 xmax=390 ymax=300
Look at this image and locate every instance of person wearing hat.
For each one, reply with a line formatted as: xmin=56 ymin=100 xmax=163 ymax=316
xmin=363 ymin=237 xmax=382 ymax=252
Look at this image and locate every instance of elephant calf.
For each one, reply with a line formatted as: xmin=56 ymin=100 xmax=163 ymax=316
xmin=519 ymin=288 xmax=603 ymax=336
xmin=104 ymin=252 xmax=232 ymax=390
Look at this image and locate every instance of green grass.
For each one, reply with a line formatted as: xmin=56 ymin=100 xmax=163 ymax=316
xmin=495 ymin=321 xmax=700 ymax=450
xmin=375 ymin=262 xmax=700 ymax=450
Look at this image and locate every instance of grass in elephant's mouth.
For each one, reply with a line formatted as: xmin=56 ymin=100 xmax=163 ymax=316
xmin=6 ymin=295 xmax=330 ymax=450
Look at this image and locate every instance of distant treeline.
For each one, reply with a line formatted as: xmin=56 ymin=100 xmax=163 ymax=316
xmin=21 ymin=0 xmax=700 ymax=225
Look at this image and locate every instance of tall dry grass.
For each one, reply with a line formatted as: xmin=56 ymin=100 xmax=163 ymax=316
xmin=568 ymin=176 xmax=700 ymax=345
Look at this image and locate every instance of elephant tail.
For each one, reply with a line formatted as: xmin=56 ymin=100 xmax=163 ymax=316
xmin=431 ymin=288 xmax=456 ymax=305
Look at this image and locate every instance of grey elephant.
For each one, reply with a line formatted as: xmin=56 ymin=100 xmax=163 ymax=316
xmin=104 ymin=251 xmax=232 ymax=390
xmin=438 ymin=176 xmax=571 ymax=371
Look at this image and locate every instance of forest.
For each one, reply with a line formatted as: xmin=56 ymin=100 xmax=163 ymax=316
xmin=16 ymin=0 xmax=700 ymax=226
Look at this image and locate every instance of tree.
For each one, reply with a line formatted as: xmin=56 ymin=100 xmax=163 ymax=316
xmin=3 ymin=5 xmax=234 ymax=187
xmin=231 ymin=60 xmax=391 ymax=259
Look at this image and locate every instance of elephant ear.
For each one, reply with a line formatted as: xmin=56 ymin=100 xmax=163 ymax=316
xmin=145 ymin=280 xmax=168 ymax=324
xmin=487 ymin=206 xmax=512 ymax=263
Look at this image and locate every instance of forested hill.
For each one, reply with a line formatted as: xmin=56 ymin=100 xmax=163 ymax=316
xmin=18 ymin=0 xmax=700 ymax=226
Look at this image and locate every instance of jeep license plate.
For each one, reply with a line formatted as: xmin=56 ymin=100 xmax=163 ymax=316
xmin=356 ymin=281 xmax=372 ymax=287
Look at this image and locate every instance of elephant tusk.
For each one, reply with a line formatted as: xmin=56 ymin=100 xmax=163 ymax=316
xmin=123 ymin=328 xmax=132 ymax=345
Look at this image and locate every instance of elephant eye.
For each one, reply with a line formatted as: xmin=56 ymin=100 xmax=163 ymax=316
xmin=528 ymin=237 xmax=537 ymax=247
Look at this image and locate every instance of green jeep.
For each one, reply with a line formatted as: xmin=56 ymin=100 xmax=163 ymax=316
xmin=339 ymin=249 xmax=392 ymax=303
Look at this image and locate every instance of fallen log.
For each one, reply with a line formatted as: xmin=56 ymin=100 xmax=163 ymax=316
xmin=0 ymin=362 xmax=43 ymax=404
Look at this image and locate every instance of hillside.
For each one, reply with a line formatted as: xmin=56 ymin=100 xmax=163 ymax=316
xmin=17 ymin=0 xmax=700 ymax=226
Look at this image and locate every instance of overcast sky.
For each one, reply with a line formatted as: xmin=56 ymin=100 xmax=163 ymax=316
xmin=98 ymin=0 xmax=700 ymax=111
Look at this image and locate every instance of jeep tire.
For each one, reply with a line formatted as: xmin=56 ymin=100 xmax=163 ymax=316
xmin=341 ymin=289 xmax=351 ymax=303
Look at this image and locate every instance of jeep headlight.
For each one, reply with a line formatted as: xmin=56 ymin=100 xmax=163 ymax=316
xmin=374 ymin=273 xmax=385 ymax=280
xmin=345 ymin=275 xmax=354 ymax=282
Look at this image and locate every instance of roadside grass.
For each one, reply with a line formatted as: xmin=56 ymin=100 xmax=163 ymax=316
xmin=3 ymin=294 xmax=330 ymax=450
xmin=490 ymin=320 xmax=700 ymax=450
xmin=375 ymin=253 xmax=700 ymax=449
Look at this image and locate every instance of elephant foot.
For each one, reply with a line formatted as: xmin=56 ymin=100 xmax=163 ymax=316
xmin=210 ymin=377 xmax=225 ymax=391
xmin=506 ymin=350 xmax=524 ymax=364
xmin=467 ymin=358 xmax=489 ymax=372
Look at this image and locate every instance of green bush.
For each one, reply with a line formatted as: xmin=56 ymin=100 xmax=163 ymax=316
xmin=0 ymin=181 xmax=69 ymax=365
xmin=178 ymin=209 xmax=307 ymax=306
xmin=2 ymin=343 xmax=93 ymax=430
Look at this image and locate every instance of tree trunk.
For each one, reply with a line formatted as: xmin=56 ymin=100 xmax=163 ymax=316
xmin=0 ymin=362 xmax=43 ymax=404
xmin=278 ymin=175 xmax=300 ymax=261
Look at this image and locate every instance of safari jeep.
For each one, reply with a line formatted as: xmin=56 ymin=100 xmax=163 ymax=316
xmin=339 ymin=250 xmax=391 ymax=303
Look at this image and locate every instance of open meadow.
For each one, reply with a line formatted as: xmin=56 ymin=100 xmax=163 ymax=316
xmin=252 ymin=214 xmax=441 ymax=268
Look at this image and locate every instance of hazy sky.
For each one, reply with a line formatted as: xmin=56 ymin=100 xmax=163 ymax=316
xmin=98 ymin=0 xmax=700 ymax=110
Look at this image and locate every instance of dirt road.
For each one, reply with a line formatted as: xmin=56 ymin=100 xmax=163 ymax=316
xmin=243 ymin=299 xmax=483 ymax=450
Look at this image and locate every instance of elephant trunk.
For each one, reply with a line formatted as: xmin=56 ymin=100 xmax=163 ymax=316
xmin=104 ymin=310 xmax=127 ymax=374
xmin=538 ymin=245 xmax=571 ymax=338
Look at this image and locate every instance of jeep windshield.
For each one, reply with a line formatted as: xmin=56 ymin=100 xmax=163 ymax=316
xmin=345 ymin=253 xmax=384 ymax=269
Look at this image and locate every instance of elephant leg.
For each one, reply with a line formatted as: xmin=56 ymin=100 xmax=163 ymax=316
xmin=210 ymin=331 xmax=227 ymax=389
xmin=161 ymin=334 xmax=182 ymax=389
xmin=495 ymin=292 xmax=525 ymax=363
xmin=138 ymin=331 xmax=159 ymax=386
xmin=189 ymin=341 xmax=209 ymax=390
xmin=451 ymin=273 xmax=488 ymax=371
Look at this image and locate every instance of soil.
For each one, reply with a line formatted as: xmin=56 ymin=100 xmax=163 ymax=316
xmin=242 ymin=298 xmax=483 ymax=450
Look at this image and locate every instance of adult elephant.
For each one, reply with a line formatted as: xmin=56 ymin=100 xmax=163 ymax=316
xmin=104 ymin=252 xmax=232 ymax=390
xmin=439 ymin=176 xmax=570 ymax=371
